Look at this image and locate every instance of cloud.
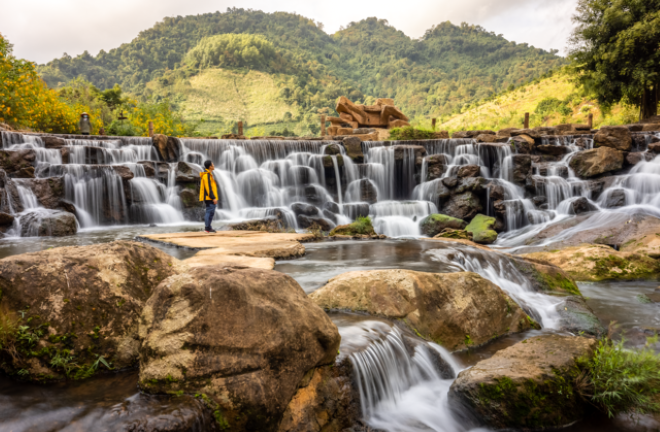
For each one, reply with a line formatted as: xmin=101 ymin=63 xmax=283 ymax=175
xmin=0 ymin=0 xmax=578 ymax=64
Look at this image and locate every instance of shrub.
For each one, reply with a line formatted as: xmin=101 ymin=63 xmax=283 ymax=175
xmin=388 ymin=126 xmax=435 ymax=141
xmin=329 ymin=216 xmax=375 ymax=236
xmin=583 ymin=337 xmax=660 ymax=418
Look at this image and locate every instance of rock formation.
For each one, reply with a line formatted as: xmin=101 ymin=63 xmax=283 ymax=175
xmin=326 ymin=97 xmax=410 ymax=138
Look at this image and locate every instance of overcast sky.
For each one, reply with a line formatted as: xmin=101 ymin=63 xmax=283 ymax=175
xmin=1 ymin=0 xmax=578 ymax=64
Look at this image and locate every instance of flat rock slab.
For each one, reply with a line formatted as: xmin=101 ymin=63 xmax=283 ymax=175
xmin=137 ymin=231 xmax=316 ymax=260
xmin=185 ymin=250 xmax=275 ymax=270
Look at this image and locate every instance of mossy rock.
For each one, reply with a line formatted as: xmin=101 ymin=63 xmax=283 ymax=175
xmin=509 ymin=256 xmax=582 ymax=296
xmin=329 ymin=217 xmax=375 ymax=237
xmin=420 ymin=214 xmax=467 ymax=237
xmin=466 ymin=214 xmax=498 ymax=244
xmin=558 ymin=296 xmax=605 ymax=337
xmin=433 ymin=228 xmax=473 ymax=240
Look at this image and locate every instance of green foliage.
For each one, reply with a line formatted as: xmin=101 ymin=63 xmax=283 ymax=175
xmin=585 ymin=337 xmax=660 ymax=418
xmin=535 ymin=97 xmax=573 ymax=117
xmin=569 ymin=0 xmax=660 ymax=118
xmin=388 ymin=126 xmax=436 ymax=140
xmin=186 ymin=34 xmax=281 ymax=71
xmin=329 ymin=216 xmax=375 ymax=236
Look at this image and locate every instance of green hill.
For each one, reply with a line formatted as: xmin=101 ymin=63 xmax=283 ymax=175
xmin=38 ymin=8 xmax=566 ymax=134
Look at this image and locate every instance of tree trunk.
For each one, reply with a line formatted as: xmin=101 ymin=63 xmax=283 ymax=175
xmin=640 ymin=85 xmax=660 ymax=121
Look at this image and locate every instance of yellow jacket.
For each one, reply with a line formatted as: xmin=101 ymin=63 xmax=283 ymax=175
xmin=199 ymin=170 xmax=219 ymax=202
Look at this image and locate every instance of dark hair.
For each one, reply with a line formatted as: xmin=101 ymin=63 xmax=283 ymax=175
xmin=204 ymin=160 xmax=213 ymax=169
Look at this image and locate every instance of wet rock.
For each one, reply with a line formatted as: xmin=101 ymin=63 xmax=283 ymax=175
xmin=322 ymin=155 xmax=344 ymax=168
xmin=152 ymin=135 xmax=181 ymax=162
xmin=298 ymin=214 xmax=333 ymax=231
xmin=323 ymin=144 xmax=342 ymax=155
xmin=510 ymin=136 xmax=534 ymax=154
xmin=475 ymin=134 xmax=497 ymax=143
xmin=341 ymin=203 xmax=369 ymax=220
xmin=601 ymin=189 xmax=626 ymax=208
xmin=568 ymin=197 xmax=598 ymax=215
xmin=455 ymin=177 xmax=487 ymax=194
xmin=310 ymin=270 xmax=534 ymax=351
xmin=391 ymin=145 xmax=426 ymax=165
xmin=508 ymin=255 xmax=581 ymax=296
xmin=349 ymin=178 xmax=378 ymax=204
xmin=449 ymin=335 xmax=597 ymax=430
xmin=569 ymin=147 xmax=624 ymax=178
xmin=486 ymin=182 xmax=504 ymax=201
xmin=323 ymin=201 xmax=340 ymax=214
xmin=138 ymin=266 xmax=340 ymax=432
xmin=557 ymin=296 xmax=605 ymax=336
xmin=179 ymin=189 xmax=198 ymax=208
xmin=291 ymin=202 xmax=320 ymax=217
xmin=0 ymin=149 xmax=36 ymax=176
xmin=342 ymin=136 xmax=363 ymax=163
xmin=19 ymin=209 xmax=78 ymax=237
xmin=425 ymin=154 xmax=449 ymax=181
xmin=452 ymin=130 xmax=495 ymax=139
xmin=176 ymin=161 xmax=199 ymax=183
xmin=457 ymin=165 xmax=480 ymax=178
xmin=433 ymin=228 xmax=473 ymax=241
xmin=574 ymin=137 xmax=590 ymax=148
xmin=111 ymin=165 xmax=135 ymax=181
xmin=536 ymin=145 xmax=569 ymax=156
xmin=0 ymin=211 xmax=15 ymax=227
xmin=230 ymin=217 xmax=286 ymax=232
xmin=532 ymin=196 xmax=547 ymax=206
xmin=322 ymin=209 xmax=338 ymax=224
xmin=329 ymin=218 xmax=376 ymax=237
xmin=594 ymin=126 xmax=632 ymax=151
xmin=626 ymin=151 xmax=655 ymax=165
xmin=57 ymin=199 xmax=77 ymax=216
xmin=510 ymin=154 xmax=531 ymax=185
xmin=465 ymin=214 xmax=498 ymax=244
xmin=442 ymin=191 xmax=483 ymax=221
xmin=535 ymin=162 xmax=568 ymax=178
xmin=138 ymin=161 xmax=156 ymax=177
xmin=419 ymin=214 xmax=467 ymax=237
xmin=649 ymin=142 xmax=660 ymax=153
xmin=303 ymin=185 xmax=327 ymax=207
xmin=442 ymin=176 xmax=458 ymax=188
xmin=0 ymin=241 xmax=184 ymax=381
xmin=42 ymin=136 xmax=67 ymax=149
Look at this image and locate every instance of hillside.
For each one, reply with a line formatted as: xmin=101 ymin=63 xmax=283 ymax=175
xmin=38 ymin=9 xmax=565 ymax=134
xmin=437 ymin=72 xmax=639 ymax=132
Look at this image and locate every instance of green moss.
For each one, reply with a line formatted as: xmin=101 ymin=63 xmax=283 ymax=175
xmin=329 ymin=216 xmax=375 ymax=236
xmin=465 ymin=214 xmax=498 ymax=244
xmin=590 ymin=254 xmax=660 ymax=281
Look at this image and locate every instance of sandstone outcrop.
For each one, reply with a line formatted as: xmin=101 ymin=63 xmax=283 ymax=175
xmin=449 ymin=335 xmax=597 ymax=430
xmin=593 ymin=126 xmax=632 ymax=151
xmin=138 ymin=266 xmax=340 ymax=432
xmin=310 ymin=270 xmax=535 ymax=351
xmin=569 ymin=146 xmax=624 ymax=178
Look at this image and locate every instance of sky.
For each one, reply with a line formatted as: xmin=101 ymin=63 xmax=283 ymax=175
xmin=1 ymin=0 xmax=579 ymax=64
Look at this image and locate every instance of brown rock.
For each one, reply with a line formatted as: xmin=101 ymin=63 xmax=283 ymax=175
xmin=449 ymin=335 xmax=597 ymax=430
xmin=594 ymin=126 xmax=632 ymax=151
xmin=111 ymin=165 xmax=135 ymax=181
xmin=442 ymin=191 xmax=483 ymax=220
xmin=457 ymin=165 xmax=480 ymax=178
xmin=310 ymin=270 xmax=534 ymax=351
xmin=342 ymin=136 xmax=363 ymax=163
xmin=138 ymin=161 xmax=156 ymax=177
xmin=569 ymin=146 xmax=624 ymax=178
xmin=649 ymin=142 xmax=660 ymax=153
xmin=536 ymin=145 xmax=569 ymax=156
xmin=433 ymin=131 xmax=450 ymax=139
xmin=0 ymin=241 xmax=184 ymax=381
xmin=42 ymin=136 xmax=67 ymax=149
xmin=0 ymin=211 xmax=14 ymax=226
xmin=475 ymin=134 xmax=497 ymax=143
xmin=138 ymin=266 xmax=341 ymax=432
xmin=18 ymin=209 xmax=78 ymax=237
xmin=641 ymin=124 xmax=660 ymax=132
xmin=0 ymin=149 xmax=36 ymax=175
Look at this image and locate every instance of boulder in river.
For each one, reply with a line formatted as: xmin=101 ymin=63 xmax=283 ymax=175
xmin=18 ymin=209 xmax=78 ymax=237
xmin=442 ymin=191 xmax=483 ymax=221
xmin=310 ymin=270 xmax=535 ymax=351
xmin=425 ymin=154 xmax=448 ymax=181
xmin=342 ymin=136 xmax=363 ymax=163
xmin=457 ymin=164 xmax=480 ymax=178
xmin=347 ymin=178 xmax=378 ymax=204
xmin=0 ymin=241 xmax=184 ymax=381
xmin=0 ymin=149 xmax=36 ymax=176
xmin=569 ymin=146 xmax=624 ymax=178
xmin=594 ymin=125 xmax=632 ymax=151
xmin=291 ymin=202 xmax=320 ymax=217
xmin=449 ymin=335 xmax=597 ymax=430
xmin=138 ymin=266 xmax=340 ymax=432
xmin=465 ymin=214 xmax=498 ymax=244
xmin=567 ymin=197 xmax=598 ymax=215
xmin=433 ymin=228 xmax=473 ymax=241
xmin=419 ymin=214 xmax=467 ymax=237
xmin=510 ymin=154 xmax=531 ymax=185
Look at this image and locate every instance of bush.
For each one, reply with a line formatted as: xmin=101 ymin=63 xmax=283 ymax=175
xmin=583 ymin=337 xmax=660 ymax=418
xmin=329 ymin=216 xmax=375 ymax=236
xmin=388 ymin=126 xmax=435 ymax=141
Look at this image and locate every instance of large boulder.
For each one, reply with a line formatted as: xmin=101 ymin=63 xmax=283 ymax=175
xmin=465 ymin=214 xmax=498 ymax=244
xmin=425 ymin=154 xmax=449 ymax=181
xmin=567 ymin=197 xmax=598 ymax=215
xmin=291 ymin=202 xmax=320 ymax=217
xmin=0 ymin=241 xmax=184 ymax=381
xmin=510 ymin=154 xmax=531 ymax=185
xmin=342 ymin=137 xmax=363 ymax=163
xmin=176 ymin=161 xmax=199 ymax=183
xmin=594 ymin=126 xmax=632 ymax=151
xmin=569 ymin=147 xmax=624 ymax=178
xmin=449 ymin=335 xmax=597 ymax=430
xmin=18 ymin=209 xmax=77 ymax=237
xmin=419 ymin=214 xmax=467 ymax=237
xmin=152 ymin=135 xmax=182 ymax=162
xmin=28 ymin=177 xmax=65 ymax=209
xmin=310 ymin=270 xmax=535 ymax=351
xmin=138 ymin=266 xmax=341 ymax=432
xmin=346 ymin=178 xmax=377 ymax=204
xmin=442 ymin=191 xmax=483 ymax=221
xmin=457 ymin=165 xmax=480 ymax=178
xmin=0 ymin=149 xmax=36 ymax=177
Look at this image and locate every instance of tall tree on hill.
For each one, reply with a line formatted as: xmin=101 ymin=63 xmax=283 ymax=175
xmin=569 ymin=0 xmax=660 ymax=120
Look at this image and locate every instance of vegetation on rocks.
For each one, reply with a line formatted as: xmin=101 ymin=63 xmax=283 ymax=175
xmin=329 ymin=216 xmax=375 ymax=236
xmin=465 ymin=214 xmax=498 ymax=244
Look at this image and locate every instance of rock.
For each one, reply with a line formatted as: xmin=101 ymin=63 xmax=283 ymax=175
xmin=594 ymin=126 xmax=632 ymax=151
xmin=600 ymin=189 xmax=626 ymax=208
xmin=641 ymin=123 xmax=660 ymax=132
xmin=433 ymin=229 xmax=473 ymax=241
xmin=452 ymin=130 xmax=495 ymax=139
xmin=510 ymin=154 xmax=531 ymax=185
xmin=18 ymin=209 xmax=77 ymax=237
xmin=42 ymin=136 xmax=67 ymax=149
xmin=347 ymin=178 xmax=377 ymax=204
xmin=298 ymin=214 xmax=333 ymax=231
xmin=510 ymin=136 xmax=533 ymax=154
xmin=507 ymin=255 xmax=582 ymax=296
xmin=475 ymin=134 xmax=497 ymax=143
xmin=152 ymin=134 xmax=169 ymax=161
xmin=457 ymin=165 xmax=480 ymax=178
xmin=465 ymin=214 xmax=498 ymax=244
xmin=291 ymin=202 xmax=320 ymax=217
xmin=323 ymin=144 xmax=342 ymax=155
xmin=341 ymin=203 xmax=369 ymax=220
xmin=179 ymin=189 xmax=198 ymax=208
xmin=536 ymin=145 xmax=569 ymax=156
xmin=342 ymin=137 xmax=363 ymax=163
xmin=138 ymin=266 xmax=340 ymax=431
xmin=649 ymin=142 xmax=660 ymax=153
xmin=138 ymin=161 xmax=156 ymax=177
xmin=442 ymin=192 xmax=483 ymax=221
xmin=442 ymin=176 xmax=458 ymax=188
xmin=496 ymin=128 xmax=519 ymax=139
xmin=111 ymin=165 xmax=134 ymax=181
xmin=391 ymin=145 xmax=426 ymax=165
xmin=449 ymin=335 xmax=597 ymax=430
xmin=626 ymin=151 xmax=655 ymax=165
xmin=176 ymin=161 xmax=199 ymax=183
xmin=322 ymin=209 xmax=337 ymax=224
xmin=230 ymin=217 xmax=285 ymax=232
xmin=535 ymin=162 xmax=568 ymax=178
xmin=487 ymin=182 xmax=504 ymax=201
xmin=310 ymin=270 xmax=534 ymax=351
xmin=0 ymin=149 xmax=36 ymax=176
xmin=569 ymin=147 xmax=624 ymax=178
xmin=329 ymin=218 xmax=376 ymax=237
xmin=532 ymin=196 xmax=547 ymax=206
xmin=568 ymin=197 xmax=598 ymax=214
xmin=322 ymin=155 xmax=344 ymax=168
xmin=0 ymin=241 xmax=184 ymax=381
xmin=323 ymin=201 xmax=340 ymax=214
xmin=419 ymin=214 xmax=468 ymax=237
xmin=425 ymin=154 xmax=449 ymax=181
xmin=513 ymin=128 xmax=543 ymax=139
xmin=557 ymin=296 xmax=605 ymax=336
xmin=0 ymin=211 xmax=14 ymax=227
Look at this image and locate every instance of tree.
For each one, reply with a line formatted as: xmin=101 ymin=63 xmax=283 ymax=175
xmin=569 ymin=0 xmax=660 ymax=120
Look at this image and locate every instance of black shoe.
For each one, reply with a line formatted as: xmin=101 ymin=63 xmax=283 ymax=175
xmin=207 ymin=229 xmax=217 ymax=233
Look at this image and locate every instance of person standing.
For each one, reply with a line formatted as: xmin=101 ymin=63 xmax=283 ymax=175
xmin=78 ymin=112 xmax=92 ymax=135
xmin=199 ymin=160 xmax=218 ymax=233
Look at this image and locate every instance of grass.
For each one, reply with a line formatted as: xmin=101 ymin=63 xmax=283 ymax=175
xmin=582 ymin=337 xmax=660 ymax=418
xmin=435 ymin=72 xmax=639 ymax=133
xmin=329 ymin=216 xmax=375 ymax=236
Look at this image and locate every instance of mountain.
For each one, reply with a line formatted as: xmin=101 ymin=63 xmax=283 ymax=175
xmin=38 ymin=8 xmax=565 ymax=135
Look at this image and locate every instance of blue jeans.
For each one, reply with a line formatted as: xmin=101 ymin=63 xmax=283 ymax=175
xmin=204 ymin=203 xmax=216 ymax=231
